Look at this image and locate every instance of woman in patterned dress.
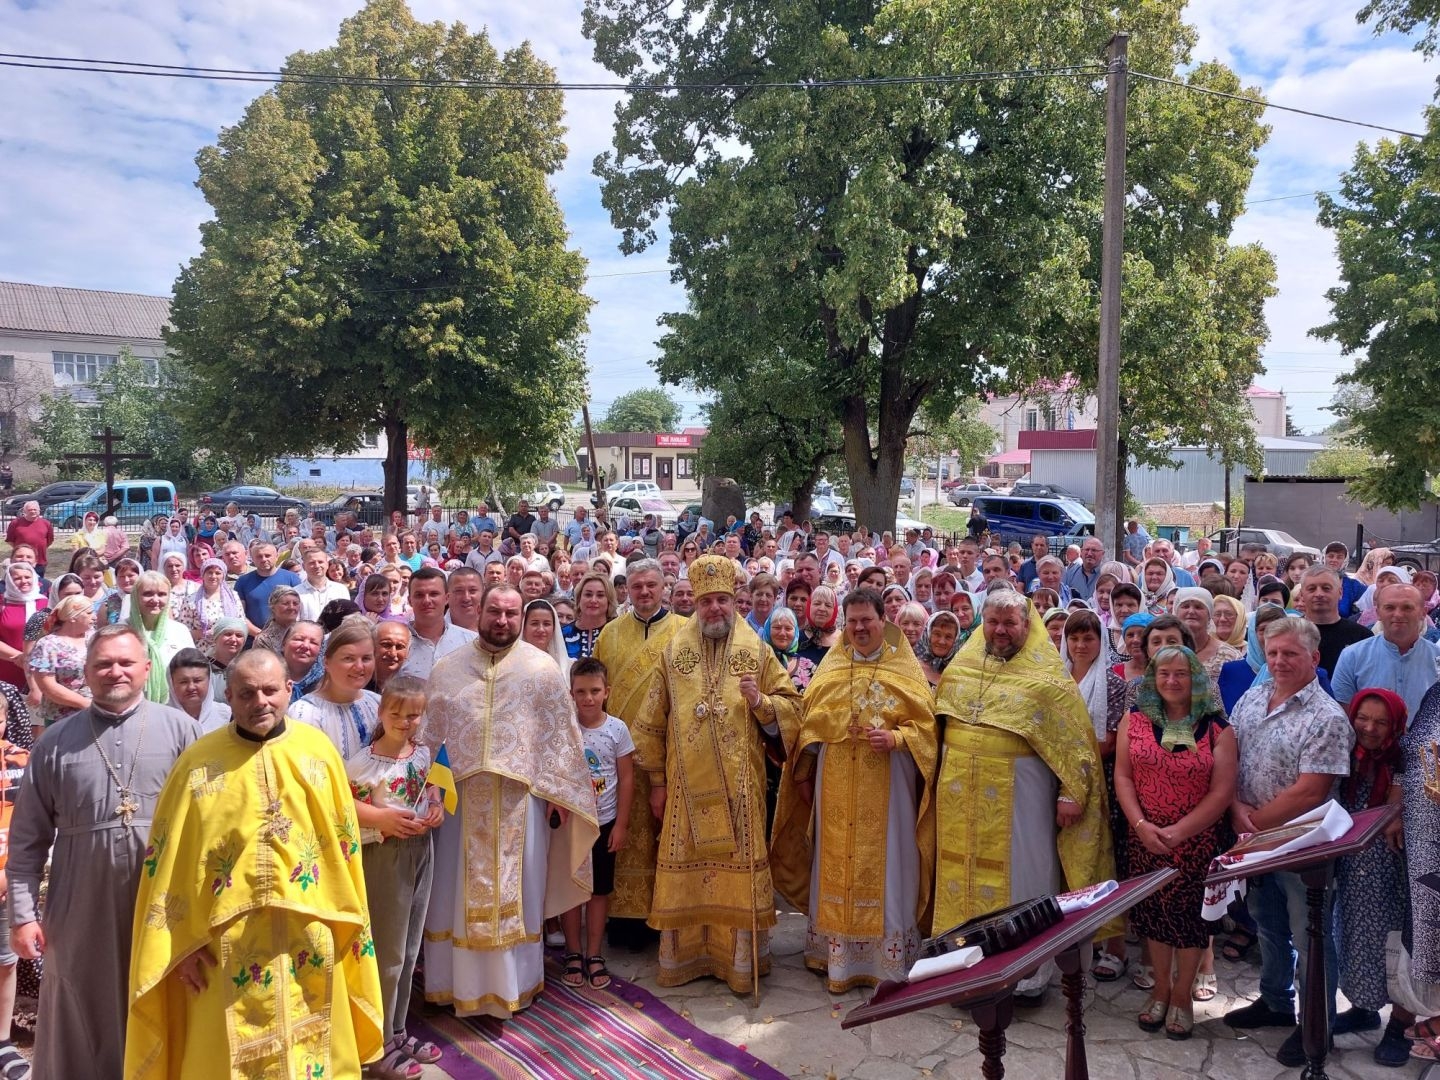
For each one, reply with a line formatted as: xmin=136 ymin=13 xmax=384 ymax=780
xmin=1332 ymin=687 xmax=1413 ymax=1065
xmin=562 ymin=572 xmax=614 ymax=660
xmin=1114 ymin=646 xmax=1235 ymax=1041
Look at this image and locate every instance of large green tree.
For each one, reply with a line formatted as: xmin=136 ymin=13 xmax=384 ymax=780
xmin=169 ymin=0 xmax=590 ymax=513
xmin=583 ymin=0 xmax=1273 ymax=532
xmin=598 ymin=388 xmax=683 ymax=432
xmin=1312 ymin=106 xmax=1439 ymax=508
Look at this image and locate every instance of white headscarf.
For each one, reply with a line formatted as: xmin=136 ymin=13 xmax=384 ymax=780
xmin=4 ymin=563 xmax=43 ymax=620
xmin=523 ymin=599 xmax=571 ymax=675
xmin=1060 ymin=620 xmax=1109 ymax=741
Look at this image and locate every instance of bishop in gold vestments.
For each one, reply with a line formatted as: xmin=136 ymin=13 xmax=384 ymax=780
xmin=632 ymin=556 xmax=802 ymax=993
xmin=933 ymin=592 xmax=1116 ymax=995
xmin=592 ymin=565 xmax=685 ymax=922
xmin=423 ymin=627 xmax=599 ymax=1018
xmin=772 ymin=609 xmax=939 ymax=993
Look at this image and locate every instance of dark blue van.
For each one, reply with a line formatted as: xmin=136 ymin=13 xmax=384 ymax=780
xmin=973 ymin=496 xmax=1095 ymax=546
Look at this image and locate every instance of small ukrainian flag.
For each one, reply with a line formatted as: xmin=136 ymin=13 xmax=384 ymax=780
xmin=430 ymin=744 xmax=459 ymax=816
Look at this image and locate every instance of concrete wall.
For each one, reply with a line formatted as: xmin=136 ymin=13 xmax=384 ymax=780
xmin=1243 ymin=477 xmax=1440 ymax=548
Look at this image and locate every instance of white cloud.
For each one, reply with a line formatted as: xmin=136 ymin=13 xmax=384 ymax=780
xmin=0 ymin=0 xmax=1434 ymax=434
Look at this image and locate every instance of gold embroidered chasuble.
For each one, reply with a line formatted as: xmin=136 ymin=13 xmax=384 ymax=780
xmin=126 ymin=721 xmax=384 ymax=1080
xmin=593 ymin=608 xmax=685 ymax=919
xmin=932 ymin=607 xmax=1117 ymax=934
xmin=771 ymin=624 xmax=939 ymax=943
xmin=423 ymin=640 xmax=600 ymax=951
xmin=630 ymin=616 xmax=802 ymax=935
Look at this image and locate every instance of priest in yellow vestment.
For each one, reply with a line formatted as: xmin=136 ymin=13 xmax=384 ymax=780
xmin=632 ymin=555 xmax=802 ymax=993
xmin=933 ymin=587 xmax=1115 ymax=999
xmin=422 ymin=584 xmax=599 ymax=1017
xmin=126 ymin=649 xmax=384 ymax=1079
xmin=772 ymin=588 xmax=939 ymax=992
xmin=593 ymin=558 xmax=685 ymax=926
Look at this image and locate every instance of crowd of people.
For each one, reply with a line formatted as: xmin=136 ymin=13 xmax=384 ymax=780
xmin=0 ymin=492 xmax=1436 ymax=1077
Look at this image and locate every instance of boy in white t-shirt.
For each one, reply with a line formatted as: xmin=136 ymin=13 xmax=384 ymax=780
xmin=560 ymin=657 xmax=634 ymax=991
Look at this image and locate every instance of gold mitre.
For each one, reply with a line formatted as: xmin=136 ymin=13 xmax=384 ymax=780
xmin=689 ymin=554 xmax=737 ymax=599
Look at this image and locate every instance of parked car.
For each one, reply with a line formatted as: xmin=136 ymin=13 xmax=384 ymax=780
xmin=312 ymin=491 xmax=388 ymax=526
xmin=971 ymin=495 xmax=1095 ymax=546
xmin=43 ymin=480 xmax=178 ymax=529
xmin=609 ymin=495 xmax=680 ymax=527
xmin=946 ymin=482 xmax=996 ymax=507
xmin=2 ymin=481 xmax=98 ymax=518
xmin=524 ymin=482 xmax=566 ymax=512
xmin=1009 ymin=481 xmax=1088 ymax=504
xmin=1205 ymin=528 xmax=1321 ymax=559
xmin=898 ymin=477 xmax=916 ymax=497
xmin=199 ymin=485 xmax=310 ymax=517
xmin=1392 ymin=540 xmax=1440 ymax=573
xmin=594 ymin=480 xmax=663 ymax=506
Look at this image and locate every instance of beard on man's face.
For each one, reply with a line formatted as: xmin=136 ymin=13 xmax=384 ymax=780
xmin=480 ymin=623 xmax=519 ymax=649
xmin=700 ymin=613 xmax=733 ymax=640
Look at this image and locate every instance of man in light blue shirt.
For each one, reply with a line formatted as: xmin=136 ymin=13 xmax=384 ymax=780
xmin=1122 ymin=519 xmax=1150 ymax=566
xmin=1331 ymin=583 xmax=1440 ymax=716
xmin=1061 ymin=537 xmax=1106 ymax=600
xmin=564 ymin=505 xmax=591 ymax=548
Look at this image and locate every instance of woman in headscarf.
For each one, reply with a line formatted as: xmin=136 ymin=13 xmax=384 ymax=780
xmin=1114 ymin=611 xmax=1155 ymax=687
xmin=159 ymin=551 xmax=193 ymax=618
xmin=282 ymin=620 xmax=327 ymax=702
xmin=253 ymin=584 xmax=302 ymax=656
xmin=128 ymin=571 xmax=194 ymax=702
xmin=1356 ymin=565 xmax=1409 ymax=628
xmin=1107 ymin=583 xmax=1144 ymax=666
xmin=23 ymin=573 xmax=82 ymax=656
xmin=69 ymin=510 xmax=106 ymax=558
xmin=802 ymin=585 xmax=840 ymax=668
xmin=1093 ymin=562 xmax=1131 ymax=637
xmin=950 ymin=589 xmax=982 ymax=649
xmin=522 ymin=598 xmax=571 ymax=676
xmin=1355 ymin=546 xmax=1394 ymax=587
xmin=763 ymin=607 xmax=817 ymax=693
xmin=1212 ymin=594 xmax=1247 ymax=650
xmin=148 ymin=516 xmax=189 ymax=572
xmin=1063 ymin=608 xmax=1131 ymax=981
xmin=177 ymin=557 xmax=243 ymax=647
xmin=183 ymin=541 xmax=212 ymax=583
xmin=1330 ymin=688 xmax=1412 ymax=1065
xmin=916 ymin=610 xmax=962 ymax=690
xmin=0 ymin=562 xmax=46 ymax=690
xmin=26 ymin=593 xmax=94 ymax=730
xmin=1139 ymin=557 xmax=1177 ymax=615
xmin=102 ymin=557 xmax=142 ymax=626
xmin=1172 ymin=587 xmax=1242 ymax=684
xmin=359 ymin=573 xmax=395 ymax=624
xmin=1114 ymin=646 xmax=1235 ymax=1041
xmin=912 ymin=568 xmax=935 ymax=612
xmin=881 ymin=584 xmax=909 ymax=625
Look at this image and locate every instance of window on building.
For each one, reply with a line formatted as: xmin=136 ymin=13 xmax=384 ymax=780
xmin=360 ymin=429 xmax=380 ymax=449
xmin=0 ymin=356 xmax=13 ymax=382
xmin=677 ymin=455 xmax=695 ymax=479
xmin=52 ymin=352 xmax=159 ymax=387
xmin=1024 ymin=409 xmax=1040 ymax=431
xmin=633 ymin=454 xmax=652 ymax=479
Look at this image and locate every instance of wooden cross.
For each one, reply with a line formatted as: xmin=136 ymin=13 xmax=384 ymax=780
xmin=61 ymin=427 xmax=153 ymax=518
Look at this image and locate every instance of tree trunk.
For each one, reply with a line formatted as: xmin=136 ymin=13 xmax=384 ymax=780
xmin=841 ymin=396 xmax=911 ymax=536
xmin=788 ymin=461 xmax=824 ymax=522
xmin=1113 ymin=436 xmax=1129 ymax=560
xmin=383 ymin=411 xmax=409 ymax=519
xmin=233 ymin=462 xmax=246 ymax=484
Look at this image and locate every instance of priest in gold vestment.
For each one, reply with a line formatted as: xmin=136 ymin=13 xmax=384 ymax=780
xmin=933 ymin=587 xmax=1115 ymax=1000
xmin=126 ymin=649 xmax=385 ymax=1079
xmin=592 ymin=558 xmax=684 ymax=927
xmin=772 ymin=588 xmax=938 ymax=992
xmin=423 ymin=584 xmax=599 ymax=1018
xmin=632 ymin=555 xmax=802 ymax=993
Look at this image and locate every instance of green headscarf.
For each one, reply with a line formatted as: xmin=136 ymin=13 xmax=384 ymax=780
xmin=128 ymin=574 xmax=173 ymax=703
xmin=1137 ymin=644 xmax=1223 ymax=752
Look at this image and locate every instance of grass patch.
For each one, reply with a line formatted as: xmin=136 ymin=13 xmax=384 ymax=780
xmin=921 ymin=505 xmax=971 ymax=533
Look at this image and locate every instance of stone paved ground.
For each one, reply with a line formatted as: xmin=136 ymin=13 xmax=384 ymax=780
xmin=588 ymin=910 xmax=1434 ymax=1080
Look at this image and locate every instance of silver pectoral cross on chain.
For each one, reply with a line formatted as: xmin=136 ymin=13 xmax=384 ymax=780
xmin=115 ymin=790 xmax=140 ymax=826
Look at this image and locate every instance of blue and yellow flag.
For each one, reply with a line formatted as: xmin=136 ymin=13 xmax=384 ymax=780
xmin=430 ymin=744 xmax=459 ymax=816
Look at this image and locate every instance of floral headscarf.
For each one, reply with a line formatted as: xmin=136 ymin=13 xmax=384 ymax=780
xmin=1139 ymin=557 xmax=1177 ymax=614
xmin=1345 ymin=687 xmax=1407 ymax=809
xmin=918 ymin=610 xmax=963 ymax=673
xmin=1136 ymin=644 xmax=1224 ymax=751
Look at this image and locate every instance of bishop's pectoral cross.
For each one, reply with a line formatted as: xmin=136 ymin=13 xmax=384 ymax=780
xmin=115 ymin=791 xmax=140 ymax=826
xmin=966 ymin=697 xmax=986 ymax=724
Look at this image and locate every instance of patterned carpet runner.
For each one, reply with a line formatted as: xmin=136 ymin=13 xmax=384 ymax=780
xmin=412 ymin=958 xmax=786 ymax=1080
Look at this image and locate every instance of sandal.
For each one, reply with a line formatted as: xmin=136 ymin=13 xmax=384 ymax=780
xmin=1406 ymin=1017 xmax=1440 ymax=1041
xmin=1166 ymin=1004 xmax=1194 ymax=1041
xmin=1138 ymin=996 xmax=1169 ymax=1033
xmin=400 ymin=1035 xmax=442 ymax=1065
xmin=586 ymin=955 xmax=612 ymax=990
xmin=1092 ymin=952 xmax=1127 ymax=981
xmin=1192 ymin=972 xmax=1217 ymax=1001
xmin=1411 ymin=1033 xmax=1440 ymax=1061
xmin=364 ymin=1048 xmax=422 ymax=1080
xmin=561 ymin=952 xmax=585 ymax=988
xmin=0 ymin=1043 xmax=28 ymax=1080
xmin=1133 ymin=963 xmax=1156 ymax=990
xmin=1220 ymin=929 xmax=1256 ymax=962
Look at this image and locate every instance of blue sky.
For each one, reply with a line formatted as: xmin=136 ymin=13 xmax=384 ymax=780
xmin=0 ymin=0 xmax=1432 ymax=433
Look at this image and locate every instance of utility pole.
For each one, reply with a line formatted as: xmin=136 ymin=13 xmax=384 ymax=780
xmin=581 ymin=400 xmax=604 ymax=505
xmin=1094 ymin=31 xmax=1129 ymax=559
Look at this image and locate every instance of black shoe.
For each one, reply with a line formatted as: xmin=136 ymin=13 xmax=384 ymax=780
xmin=1375 ymin=1020 xmax=1413 ymax=1068
xmin=1225 ymin=999 xmax=1297 ymax=1029
xmin=1276 ymin=1026 xmax=1332 ymax=1068
xmin=1331 ymin=1006 xmax=1381 ymax=1034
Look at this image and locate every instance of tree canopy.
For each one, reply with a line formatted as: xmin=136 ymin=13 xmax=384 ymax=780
xmin=1312 ymin=105 xmax=1439 ymax=508
xmin=598 ymin=388 xmax=683 ymax=432
xmin=583 ymin=0 xmax=1274 ymax=532
xmin=168 ymin=0 xmax=590 ymax=512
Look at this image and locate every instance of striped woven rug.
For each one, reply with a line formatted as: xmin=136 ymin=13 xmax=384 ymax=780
xmin=412 ymin=959 xmax=787 ymax=1080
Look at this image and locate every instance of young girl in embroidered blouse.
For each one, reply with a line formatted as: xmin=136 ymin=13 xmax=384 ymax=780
xmin=346 ymin=675 xmax=444 ymax=1080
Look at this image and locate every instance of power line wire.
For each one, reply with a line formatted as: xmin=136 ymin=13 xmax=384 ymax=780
xmin=1130 ymin=71 xmax=1424 ymax=138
